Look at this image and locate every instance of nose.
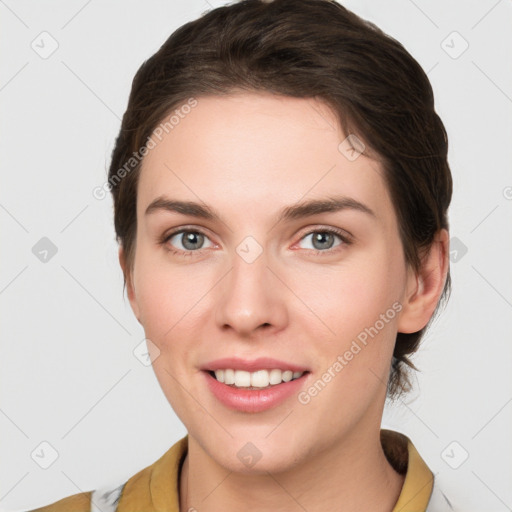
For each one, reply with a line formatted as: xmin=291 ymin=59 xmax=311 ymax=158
xmin=214 ymin=246 xmax=288 ymax=338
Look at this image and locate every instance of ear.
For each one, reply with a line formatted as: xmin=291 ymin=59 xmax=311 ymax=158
xmin=397 ymin=229 xmax=450 ymax=333
xmin=118 ymin=246 xmax=141 ymax=324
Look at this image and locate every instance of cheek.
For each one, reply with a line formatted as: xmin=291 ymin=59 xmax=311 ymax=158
xmin=295 ymin=265 xmax=403 ymax=427
xmin=133 ymin=248 xmax=179 ymax=340
xmin=296 ymin=247 xmax=405 ymax=393
xmin=306 ymin=249 xmax=405 ymax=337
xmin=133 ymin=250 xmax=215 ymax=352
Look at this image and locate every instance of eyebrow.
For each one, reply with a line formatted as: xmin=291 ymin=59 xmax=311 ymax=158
xmin=144 ymin=195 xmax=376 ymax=223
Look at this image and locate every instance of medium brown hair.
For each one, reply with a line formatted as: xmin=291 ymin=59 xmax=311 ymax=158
xmin=108 ymin=0 xmax=452 ymax=398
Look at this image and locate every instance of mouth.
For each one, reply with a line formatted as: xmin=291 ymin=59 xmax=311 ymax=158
xmin=206 ymin=368 xmax=309 ymax=390
xmin=200 ymin=356 xmax=311 ymax=412
xmin=202 ymin=368 xmax=311 ymax=413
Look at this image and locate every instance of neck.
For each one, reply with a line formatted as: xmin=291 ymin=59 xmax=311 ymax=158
xmin=179 ymin=426 xmax=405 ymax=512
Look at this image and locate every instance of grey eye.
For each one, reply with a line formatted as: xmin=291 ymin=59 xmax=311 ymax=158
xmin=299 ymin=231 xmax=342 ymax=251
xmin=168 ymin=231 xmax=213 ymax=251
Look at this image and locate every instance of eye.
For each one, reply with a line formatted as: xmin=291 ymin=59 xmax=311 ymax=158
xmin=296 ymin=228 xmax=352 ymax=254
xmin=160 ymin=228 xmax=214 ymax=255
xmin=159 ymin=226 xmax=352 ymax=257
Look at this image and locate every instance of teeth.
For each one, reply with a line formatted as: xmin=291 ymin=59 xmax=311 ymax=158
xmin=282 ymin=370 xmax=293 ymax=382
xmin=235 ymin=370 xmax=251 ymax=387
xmin=213 ymin=369 xmax=305 ymax=388
xmin=224 ymin=368 xmax=235 ymax=385
xmin=251 ymin=370 xmax=268 ymax=387
xmin=269 ymin=369 xmax=282 ymax=385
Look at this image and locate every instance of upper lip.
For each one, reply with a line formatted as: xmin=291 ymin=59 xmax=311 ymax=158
xmin=201 ymin=357 xmax=310 ymax=373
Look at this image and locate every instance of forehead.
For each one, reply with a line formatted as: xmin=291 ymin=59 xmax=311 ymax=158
xmin=137 ymin=92 xmax=392 ymax=226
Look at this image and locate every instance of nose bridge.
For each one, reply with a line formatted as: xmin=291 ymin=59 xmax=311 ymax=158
xmin=215 ymin=235 xmax=286 ymax=335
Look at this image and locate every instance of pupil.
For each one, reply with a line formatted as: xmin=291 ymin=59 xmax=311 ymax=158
xmin=313 ymin=232 xmax=333 ymax=250
xmin=183 ymin=232 xmax=203 ymax=250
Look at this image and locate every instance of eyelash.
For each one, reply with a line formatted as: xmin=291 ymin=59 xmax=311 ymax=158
xmin=159 ymin=226 xmax=353 ymax=258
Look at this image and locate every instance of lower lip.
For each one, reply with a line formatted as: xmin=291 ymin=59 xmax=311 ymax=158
xmin=203 ymin=371 xmax=309 ymax=413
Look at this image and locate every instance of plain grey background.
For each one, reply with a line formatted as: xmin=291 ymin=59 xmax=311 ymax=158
xmin=1 ymin=0 xmax=511 ymax=510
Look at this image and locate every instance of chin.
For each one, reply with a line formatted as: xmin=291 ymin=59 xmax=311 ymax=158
xmin=199 ymin=431 xmax=308 ymax=475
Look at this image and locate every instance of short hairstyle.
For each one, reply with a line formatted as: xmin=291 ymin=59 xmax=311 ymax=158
xmin=108 ymin=0 xmax=452 ymax=399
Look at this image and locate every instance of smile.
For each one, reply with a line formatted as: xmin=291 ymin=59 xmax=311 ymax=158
xmin=203 ymin=369 xmax=310 ymax=413
xmin=211 ymin=368 xmax=305 ymax=389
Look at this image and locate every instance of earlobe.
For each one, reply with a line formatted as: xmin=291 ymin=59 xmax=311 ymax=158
xmin=397 ymin=229 xmax=450 ymax=334
xmin=118 ymin=246 xmax=141 ymax=323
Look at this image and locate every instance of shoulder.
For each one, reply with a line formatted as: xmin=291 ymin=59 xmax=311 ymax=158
xmin=25 ymin=491 xmax=91 ymax=512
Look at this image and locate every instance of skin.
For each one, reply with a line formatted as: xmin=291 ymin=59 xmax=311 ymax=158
xmin=119 ymin=92 xmax=449 ymax=511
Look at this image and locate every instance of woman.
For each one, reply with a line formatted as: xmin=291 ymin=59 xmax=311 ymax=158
xmin=29 ymin=0 xmax=453 ymax=510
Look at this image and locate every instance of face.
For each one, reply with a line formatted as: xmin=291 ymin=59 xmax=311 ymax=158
xmin=123 ymin=92 xmax=420 ymax=473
